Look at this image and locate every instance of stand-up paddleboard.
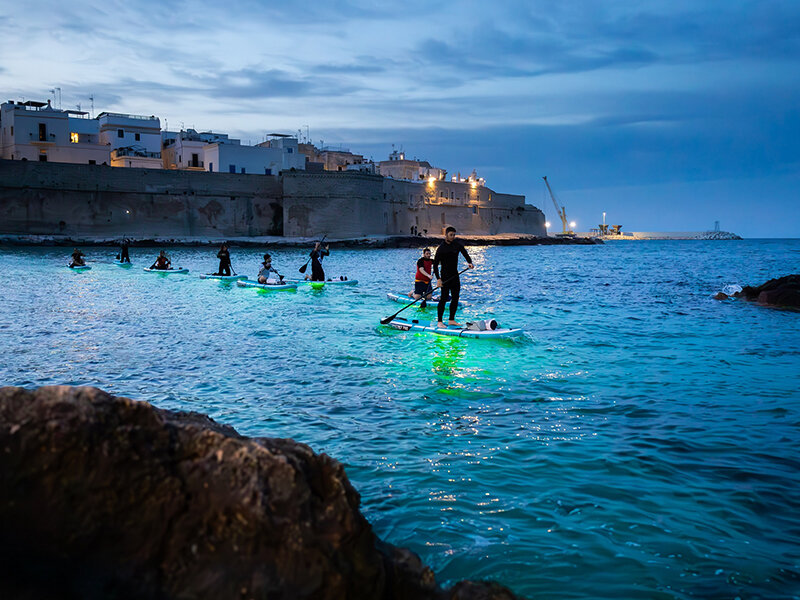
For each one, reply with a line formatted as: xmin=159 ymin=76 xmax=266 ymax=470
xmin=384 ymin=316 xmax=522 ymax=339
xmin=114 ymin=261 xmax=133 ymax=269
xmin=236 ymin=280 xmax=297 ymax=291
xmin=287 ymin=277 xmax=358 ymax=286
xmin=143 ymin=267 xmax=189 ymax=274
xmin=310 ymin=281 xmax=325 ymax=290
xmin=69 ymin=265 xmax=91 ymax=272
xmin=200 ymin=274 xmax=247 ymax=281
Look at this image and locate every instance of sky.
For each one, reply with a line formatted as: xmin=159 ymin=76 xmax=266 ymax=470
xmin=1 ymin=0 xmax=798 ymax=237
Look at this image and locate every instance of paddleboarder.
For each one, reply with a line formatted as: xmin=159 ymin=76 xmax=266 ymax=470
xmin=69 ymin=248 xmax=86 ymax=268
xmin=433 ymin=227 xmax=474 ymax=327
xmin=309 ymin=241 xmax=330 ymax=282
xmin=258 ymin=254 xmax=283 ymax=284
xmin=411 ymin=248 xmax=434 ymax=301
xmin=216 ymin=243 xmax=232 ymax=276
xmin=117 ymin=239 xmax=131 ymax=263
xmin=151 ymin=250 xmax=171 ymax=270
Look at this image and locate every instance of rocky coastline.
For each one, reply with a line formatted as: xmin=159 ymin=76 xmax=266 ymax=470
xmin=727 ymin=274 xmax=800 ymax=309
xmin=0 ymin=233 xmax=601 ymax=248
xmin=0 ymin=385 xmax=524 ymax=600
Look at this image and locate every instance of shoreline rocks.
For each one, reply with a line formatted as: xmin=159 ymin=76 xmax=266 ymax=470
xmin=0 ymin=386 xmax=524 ymax=600
xmin=0 ymin=233 xmax=601 ymax=248
xmin=733 ymin=274 xmax=800 ymax=309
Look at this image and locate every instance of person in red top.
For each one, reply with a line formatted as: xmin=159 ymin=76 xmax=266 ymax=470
xmin=411 ymin=248 xmax=434 ymax=302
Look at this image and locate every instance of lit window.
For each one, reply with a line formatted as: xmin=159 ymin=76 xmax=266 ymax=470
xmin=70 ymin=132 xmax=79 ymax=144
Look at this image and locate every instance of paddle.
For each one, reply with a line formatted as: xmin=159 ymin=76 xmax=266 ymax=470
xmin=381 ymin=267 xmax=470 ymax=325
xmin=299 ymin=234 xmax=327 ymax=274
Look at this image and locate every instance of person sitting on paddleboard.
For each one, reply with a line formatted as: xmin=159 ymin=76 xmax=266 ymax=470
xmin=151 ymin=250 xmax=171 ymax=270
xmin=411 ymin=248 xmax=434 ymax=301
xmin=433 ymin=226 xmax=474 ymax=328
xmin=309 ymin=242 xmax=330 ymax=282
xmin=69 ymin=248 xmax=86 ymax=268
xmin=117 ymin=238 xmax=131 ymax=263
xmin=258 ymin=254 xmax=284 ymax=284
xmin=216 ymin=243 xmax=231 ymax=276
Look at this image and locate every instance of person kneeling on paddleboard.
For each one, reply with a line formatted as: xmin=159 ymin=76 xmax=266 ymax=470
xmin=151 ymin=250 xmax=171 ymax=270
xmin=309 ymin=242 xmax=330 ymax=282
xmin=258 ymin=254 xmax=284 ymax=284
xmin=411 ymin=248 xmax=434 ymax=302
xmin=433 ymin=227 xmax=474 ymax=328
xmin=69 ymin=248 xmax=86 ymax=268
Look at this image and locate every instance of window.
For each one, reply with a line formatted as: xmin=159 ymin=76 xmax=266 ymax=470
xmin=135 ymin=133 xmax=140 ymax=141
xmin=264 ymin=168 xmax=271 ymax=175
xmin=191 ymin=153 xmax=199 ymax=167
xmin=10 ymin=126 xmax=13 ymax=136
xmin=39 ymin=153 xmax=47 ymax=162
xmin=287 ymin=147 xmax=293 ymax=153
xmin=472 ymin=206 xmax=477 ymax=215
xmin=209 ymin=162 xmax=213 ymax=172
xmin=241 ymin=167 xmax=246 ymax=174
xmin=117 ymin=129 xmax=124 ymax=138
xmin=229 ymin=164 xmax=235 ymax=173
xmin=38 ymin=123 xmax=47 ymax=141
xmin=70 ymin=132 xmax=79 ymax=144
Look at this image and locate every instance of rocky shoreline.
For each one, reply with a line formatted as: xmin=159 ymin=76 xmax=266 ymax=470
xmin=0 ymin=233 xmax=601 ymax=248
xmin=717 ymin=274 xmax=800 ymax=309
xmin=0 ymin=386 xmax=525 ymax=600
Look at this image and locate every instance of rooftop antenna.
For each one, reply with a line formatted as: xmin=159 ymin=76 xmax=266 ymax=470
xmin=89 ymin=94 xmax=95 ymax=118
xmin=76 ymin=103 xmax=81 ymax=112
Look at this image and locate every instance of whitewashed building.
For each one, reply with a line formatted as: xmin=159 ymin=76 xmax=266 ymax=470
xmin=97 ymin=112 xmax=162 ymax=169
xmin=0 ymin=100 xmax=109 ymax=164
xmin=378 ymin=149 xmax=446 ymax=182
xmin=163 ymin=130 xmax=305 ymax=175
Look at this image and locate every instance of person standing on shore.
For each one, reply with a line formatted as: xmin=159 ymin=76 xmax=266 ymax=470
xmin=216 ymin=243 xmax=231 ymax=276
xmin=433 ymin=227 xmax=474 ymax=327
xmin=309 ymin=241 xmax=330 ymax=282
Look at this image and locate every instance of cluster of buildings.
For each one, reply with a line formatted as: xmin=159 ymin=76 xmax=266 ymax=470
xmin=0 ymin=98 xmax=487 ymax=187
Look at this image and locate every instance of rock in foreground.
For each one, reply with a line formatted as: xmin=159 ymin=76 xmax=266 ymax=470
xmin=0 ymin=386 xmax=523 ymax=600
xmin=734 ymin=274 xmax=800 ymax=309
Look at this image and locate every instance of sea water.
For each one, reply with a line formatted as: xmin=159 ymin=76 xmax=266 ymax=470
xmin=1 ymin=240 xmax=799 ymax=599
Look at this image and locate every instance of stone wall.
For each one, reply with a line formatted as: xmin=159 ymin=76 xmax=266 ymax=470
xmin=0 ymin=160 xmax=283 ymax=238
xmin=0 ymin=160 xmax=546 ymax=239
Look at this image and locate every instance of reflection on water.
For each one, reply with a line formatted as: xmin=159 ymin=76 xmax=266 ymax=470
xmin=1 ymin=241 xmax=800 ymax=598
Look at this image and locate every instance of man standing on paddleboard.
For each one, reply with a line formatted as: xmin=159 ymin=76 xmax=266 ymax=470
xmin=433 ymin=226 xmax=474 ymax=327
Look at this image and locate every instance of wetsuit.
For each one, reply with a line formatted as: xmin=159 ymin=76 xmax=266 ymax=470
xmin=433 ymin=240 xmax=472 ymax=322
xmin=310 ymin=248 xmax=330 ymax=282
xmin=69 ymin=251 xmax=85 ymax=267
xmin=154 ymin=256 xmax=170 ymax=270
xmin=120 ymin=242 xmax=130 ymax=263
xmin=217 ymin=248 xmax=231 ymax=276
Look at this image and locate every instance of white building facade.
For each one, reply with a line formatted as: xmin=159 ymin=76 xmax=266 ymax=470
xmin=98 ymin=112 xmax=162 ymax=169
xmin=377 ymin=149 xmax=446 ymax=182
xmin=0 ymin=100 xmax=109 ymax=165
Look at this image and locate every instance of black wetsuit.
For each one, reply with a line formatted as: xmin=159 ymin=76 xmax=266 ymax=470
xmin=310 ymin=248 xmax=330 ymax=282
xmin=217 ymin=248 xmax=231 ymax=276
xmin=120 ymin=242 xmax=130 ymax=263
xmin=433 ymin=240 xmax=472 ymax=322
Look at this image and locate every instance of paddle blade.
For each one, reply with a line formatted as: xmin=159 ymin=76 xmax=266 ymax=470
xmin=299 ymin=263 xmax=307 ymax=274
xmin=380 ymin=315 xmax=395 ymax=325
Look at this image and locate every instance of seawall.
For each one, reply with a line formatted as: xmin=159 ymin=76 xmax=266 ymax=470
xmin=0 ymin=160 xmax=547 ymax=240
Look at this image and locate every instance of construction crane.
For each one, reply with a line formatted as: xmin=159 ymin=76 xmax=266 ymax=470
xmin=542 ymin=176 xmax=575 ymax=237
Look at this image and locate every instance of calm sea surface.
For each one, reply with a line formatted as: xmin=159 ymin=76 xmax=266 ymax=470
xmin=1 ymin=240 xmax=799 ymax=599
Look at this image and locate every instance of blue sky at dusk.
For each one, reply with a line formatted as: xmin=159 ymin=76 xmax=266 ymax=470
xmin=2 ymin=0 xmax=798 ymax=237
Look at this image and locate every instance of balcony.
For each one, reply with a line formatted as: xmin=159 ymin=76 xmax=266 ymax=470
xmin=112 ymin=147 xmax=161 ymax=159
